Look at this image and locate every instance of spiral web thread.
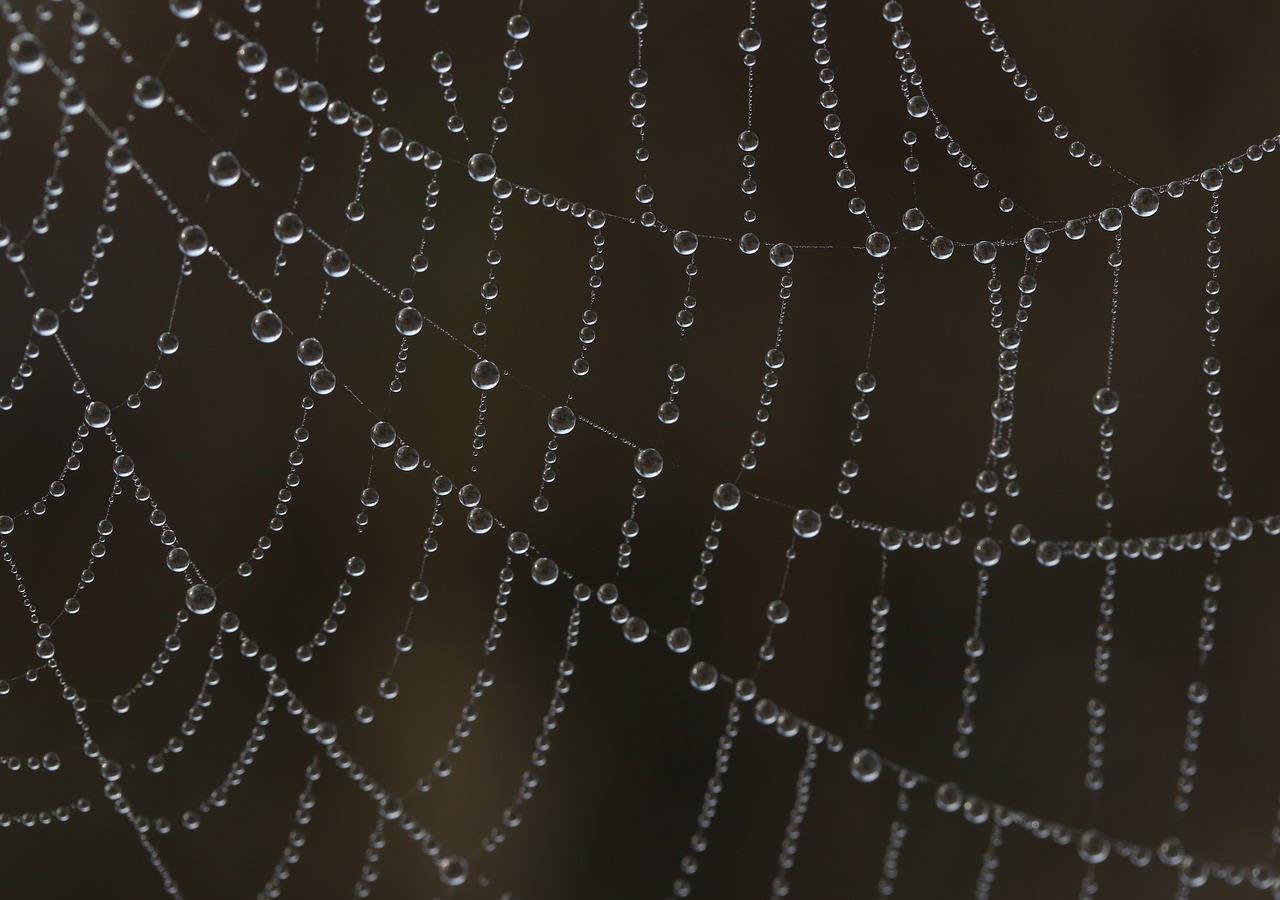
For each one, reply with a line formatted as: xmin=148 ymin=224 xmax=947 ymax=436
xmin=2 ymin=0 xmax=1280 ymax=897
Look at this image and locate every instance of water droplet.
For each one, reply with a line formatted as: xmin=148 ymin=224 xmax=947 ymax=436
xmin=273 ymin=212 xmax=304 ymax=244
xmin=1035 ymin=542 xmax=1062 ymax=567
xmin=866 ymin=232 xmax=891 ymax=257
xmin=7 ymin=33 xmax=45 ymax=75
xmin=178 ymin=225 xmax=209 ymax=257
xmin=713 ymin=483 xmax=741 ymax=511
xmin=251 ymin=310 xmax=282 ymax=343
xmin=169 ymin=0 xmax=202 ymax=18
xmin=296 ymin=338 xmax=324 ymax=366
xmin=792 ymin=508 xmax=822 ymax=538
xmin=208 ymin=152 xmax=241 ymax=187
xmin=689 ymin=661 xmax=718 ymax=691
xmin=1129 ymin=187 xmax=1160 ymax=217
xmin=31 ymin=308 xmax=59 ymax=336
xmin=396 ymin=307 xmax=423 ymax=336
xmin=506 ymin=14 xmax=531 ymax=39
xmin=634 ymin=448 xmax=664 ymax=478
xmin=1098 ymin=207 xmax=1123 ymax=232
xmin=973 ymin=537 xmax=1001 ymax=567
xmin=1023 ymin=227 xmax=1050 ymax=254
xmin=466 ymin=508 xmax=494 ymax=534
xmin=133 ymin=76 xmax=165 ymax=109
xmin=438 ymin=856 xmax=469 ymax=886
xmin=237 ymin=41 xmax=267 ymax=73
xmin=935 ymin=782 xmax=963 ymax=812
xmin=850 ymin=748 xmax=882 ymax=782
xmin=768 ymin=243 xmax=794 ymax=268
xmin=738 ymin=27 xmax=762 ymax=52
xmin=673 ymin=231 xmax=699 ymax=255
xmin=929 ymin=235 xmax=955 ymax=260
xmin=623 ymin=617 xmax=649 ymax=643
xmin=531 ymin=557 xmax=559 ymax=585
xmin=547 ymin=405 xmax=576 ymax=434
xmin=323 ymin=249 xmax=351 ymax=277
xmin=467 ymin=153 xmax=497 ymax=182
xmin=185 ymin=583 xmax=217 ymax=615
xmin=667 ymin=627 xmax=692 ymax=653
xmin=1200 ymin=168 xmax=1223 ymax=192
xmin=83 ymin=402 xmax=111 ymax=429
xmin=1079 ymin=829 xmax=1110 ymax=864
xmin=1092 ymin=387 xmax=1119 ymax=415
xmin=471 ymin=359 xmax=501 ymax=390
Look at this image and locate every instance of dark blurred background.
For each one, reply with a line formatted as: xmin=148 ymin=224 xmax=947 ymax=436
xmin=2 ymin=0 xmax=1280 ymax=897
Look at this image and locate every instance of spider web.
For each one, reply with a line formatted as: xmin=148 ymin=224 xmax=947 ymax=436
xmin=3 ymin=0 xmax=1280 ymax=897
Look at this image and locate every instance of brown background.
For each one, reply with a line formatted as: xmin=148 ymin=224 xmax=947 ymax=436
xmin=2 ymin=0 xmax=1280 ymax=897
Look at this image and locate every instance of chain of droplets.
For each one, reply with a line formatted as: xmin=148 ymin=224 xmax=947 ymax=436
xmin=607 ymin=230 xmax=697 ymax=580
xmin=974 ymin=819 xmax=1004 ymax=899
xmin=363 ymin=0 xmax=389 ymax=112
xmin=475 ymin=603 xmax=581 ymax=857
xmin=961 ymin=0 xmax=1127 ymax=181
xmin=530 ymin=224 xmax=605 ymax=515
xmin=55 ymin=657 xmax=191 ymax=899
xmin=294 ymin=557 xmax=365 ymax=664
xmin=0 ymin=794 xmax=91 ymax=828
xmin=628 ymin=1 xmax=653 ymax=221
xmin=663 ymin=109 xmax=809 ymax=897
xmin=7 ymin=5 xmax=1280 ymax=896
xmin=138 ymin=687 xmax=276 ymax=834
xmin=5 ymin=29 xmax=581 ymax=880
xmin=3 ymin=168 xmax=121 ymax=413
xmin=819 ymin=673 xmax=1280 ymax=890
xmin=352 ymin=466 xmax=442 ymax=725
xmin=1 ymin=747 xmax=60 ymax=773
xmin=3 ymin=440 xmax=192 ymax=711
xmin=384 ymin=165 xmax=439 ymax=396
xmin=410 ymin=572 xmax=504 ymax=790
xmin=883 ymin=0 xmax=1030 ymax=226
xmin=735 ymin=3 xmax=763 ymax=253
xmin=873 ymin=772 xmax=916 ymax=897
xmin=769 ymin=736 xmax=820 ymax=897
xmin=669 ymin=702 xmax=740 ymax=899
xmin=833 ymin=270 xmax=893 ymax=722
xmin=276 ymin=682 xmax=476 ymax=889
xmin=351 ymin=817 xmax=389 ymax=898
xmin=1082 ymin=226 xmax=1128 ymax=898
xmin=806 ymin=0 xmax=884 ymax=246
xmin=133 ymin=634 xmax=227 ymax=774
xmin=489 ymin=10 xmax=529 ymax=155
xmin=5 ymin=64 xmax=76 ymax=272
xmin=26 ymin=2 xmax=1280 ymax=285
xmin=467 ymin=8 xmax=533 ymax=348
xmin=657 ymin=7 xmax=771 ymax=653
xmin=124 ymin=10 xmax=1280 ymax=885
xmin=0 ymin=529 xmax=52 ymax=696
xmin=672 ymin=227 xmax=830 ymax=898
xmin=257 ymin=757 xmax=321 ymax=900
xmin=1165 ymin=184 xmax=1249 ymax=846
xmin=0 ymin=435 xmax=98 ymax=629
xmin=1202 ymin=189 xmax=1233 ymax=505
xmin=672 ymin=535 xmax=839 ymax=898
xmin=945 ymin=253 xmax=1037 ymax=760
